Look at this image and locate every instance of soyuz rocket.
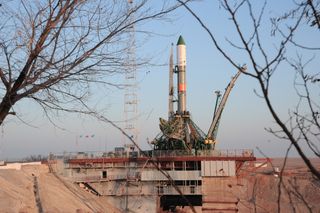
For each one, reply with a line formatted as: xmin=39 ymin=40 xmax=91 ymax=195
xmin=177 ymin=36 xmax=187 ymax=114
xmin=169 ymin=35 xmax=187 ymax=118
xmin=160 ymin=35 xmax=242 ymax=150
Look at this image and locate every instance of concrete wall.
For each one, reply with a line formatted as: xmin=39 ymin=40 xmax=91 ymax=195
xmin=202 ymin=177 xmax=240 ymax=212
xmin=90 ymin=181 xmax=156 ymax=196
xmin=0 ymin=162 xmax=42 ymax=170
xmin=141 ymin=170 xmax=201 ymax=181
xmin=201 ymin=160 xmax=235 ymax=177
xmin=103 ymin=195 xmax=157 ymax=213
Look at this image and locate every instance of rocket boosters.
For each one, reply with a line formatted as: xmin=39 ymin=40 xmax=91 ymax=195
xmin=177 ymin=35 xmax=187 ymax=114
xmin=168 ymin=44 xmax=174 ymax=120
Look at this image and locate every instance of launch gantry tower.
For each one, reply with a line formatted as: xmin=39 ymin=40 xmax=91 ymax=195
xmin=123 ymin=0 xmax=139 ymax=146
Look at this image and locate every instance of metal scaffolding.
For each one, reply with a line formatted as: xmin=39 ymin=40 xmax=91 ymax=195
xmin=123 ymin=0 xmax=138 ymax=146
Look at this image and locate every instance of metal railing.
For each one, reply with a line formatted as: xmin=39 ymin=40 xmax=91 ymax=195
xmin=72 ymin=172 xmax=141 ymax=182
xmin=51 ymin=149 xmax=254 ymax=162
xmin=147 ymin=149 xmax=254 ymax=158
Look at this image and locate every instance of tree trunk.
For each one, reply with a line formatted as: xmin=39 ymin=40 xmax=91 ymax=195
xmin=0 ymin=94 xmax=15 ymax=125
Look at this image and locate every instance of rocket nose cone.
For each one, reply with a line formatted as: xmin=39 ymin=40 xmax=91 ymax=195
xmin=177 ymin=35 xmax=186 ymax=45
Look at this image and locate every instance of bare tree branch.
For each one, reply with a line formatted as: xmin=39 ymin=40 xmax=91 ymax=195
xmin=181 ymin=0 xmax=320 ymax=180
xmin=0 ymin=0 xmax=185 ymax=125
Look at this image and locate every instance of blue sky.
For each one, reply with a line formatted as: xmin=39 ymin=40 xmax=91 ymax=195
xmin=1 ymin=1 xmax=319 ymax=160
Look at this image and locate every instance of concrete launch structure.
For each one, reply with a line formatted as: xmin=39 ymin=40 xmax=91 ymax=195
xmin=54 ymin=36 xmax=255 ymax=212
xmin=58 ymin=147 xmax=255 ymax=212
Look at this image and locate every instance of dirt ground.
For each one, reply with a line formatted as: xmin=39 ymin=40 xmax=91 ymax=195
xmin=0 ymin=164 xmax=121 ymax=213
xmin=0 ymin=158 xmax=319 ymax=213
xmin=0 ymin=168 xmax=37 ymax=213
xmin=237 ymin=158 xmax=320 ymax=213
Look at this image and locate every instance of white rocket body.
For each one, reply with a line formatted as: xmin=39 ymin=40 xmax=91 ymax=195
xmin=177 ymin=36 xmax=187 ymax=114
xmin=177 ymin=45 xmax=186 ymax=67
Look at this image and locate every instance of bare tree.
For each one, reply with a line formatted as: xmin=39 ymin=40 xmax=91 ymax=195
xmin=178 ymin=0 xmax=320 ymax=179
xmin=0 ymin=1 xmax=200 ymax=211
xmin=0 ymin=0 xmax=182 ymax=125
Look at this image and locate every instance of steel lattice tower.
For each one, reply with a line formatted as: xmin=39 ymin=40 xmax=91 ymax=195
xmin=123 ymin=0 xmax=138 ymax=146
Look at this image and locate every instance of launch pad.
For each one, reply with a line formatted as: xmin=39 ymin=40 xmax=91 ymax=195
xmin=151 ymin=36 xmax=212 ymax=152
xmin=151 ymin=36 xmax=243 ymax=152
xmin=153 ymin=114 xmax=210 ymax=151
xmin=55 ymin=36 xmax=254 ymax=212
